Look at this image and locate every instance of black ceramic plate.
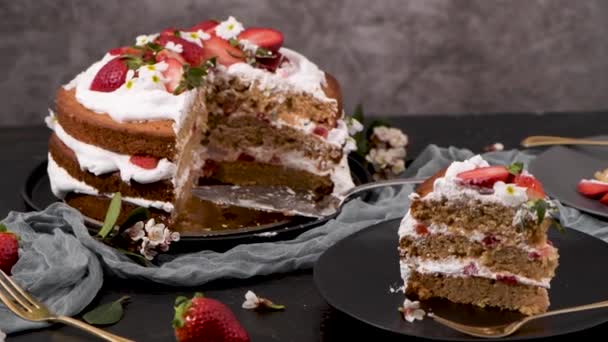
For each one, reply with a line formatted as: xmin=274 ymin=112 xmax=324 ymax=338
xmin=314 ymin=218 xmax=608 ymax=340
xmin=22 ymin=155 xmax=371 ymax=251
xmin=529 ymin=138 xmax=608 ymax=218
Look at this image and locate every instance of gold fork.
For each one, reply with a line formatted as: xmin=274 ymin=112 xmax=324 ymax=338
xmin=521 ymin=135 xmax=608 ymax=148
xmin=431 ymin=300 xmax=608 ymax=338
xmin=0 ymin=270 xmax=134 ymax=341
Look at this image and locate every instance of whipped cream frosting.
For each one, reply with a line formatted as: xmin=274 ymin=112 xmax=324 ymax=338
xmin=48 ymin=154 xmax=174 ymax=212
xmin=422 ymin=155 xmax=529 ymax=207
xmin=66 ymin=53 xmax=197 ymax=133
xmin=400 ymin=257 xmax=551 ymax=288
xmin=47 ymin=111 xmax=176 ymax=184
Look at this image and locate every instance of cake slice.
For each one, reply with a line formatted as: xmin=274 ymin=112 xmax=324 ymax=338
xmin=399 ymin=155 xmax=559 ymax=315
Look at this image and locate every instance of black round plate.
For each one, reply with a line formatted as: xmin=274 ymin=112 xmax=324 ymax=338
xmin=314 ymin=218 xmax=608 ymax=340
xmin=529 ymin=137 xmax=608 ymax=218
xmin=22 ymin=154 xmax=371 ymax=251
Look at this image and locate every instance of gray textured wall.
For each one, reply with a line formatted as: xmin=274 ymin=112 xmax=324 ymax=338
xmin=2 ymin=0 xmax=608 ymax=126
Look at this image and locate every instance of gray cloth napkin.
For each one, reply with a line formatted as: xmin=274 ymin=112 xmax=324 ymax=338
xmin=2 ymin=145 xmax=608 ymax=334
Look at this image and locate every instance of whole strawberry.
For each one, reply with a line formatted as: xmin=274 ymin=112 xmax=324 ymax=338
xmin=0 ymin=224 xmax=19 ymax=275
xmin=173 ymin=293 xmax=250 ymax=342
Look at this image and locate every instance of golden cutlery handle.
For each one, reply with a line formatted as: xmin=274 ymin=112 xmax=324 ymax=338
xmin=52 ymin=316 xmax=136 ymax=342
xmin=521 ymin=135 xmax=608 ymax=147
xmin=528 ymin=300 xmax=608 ymax=322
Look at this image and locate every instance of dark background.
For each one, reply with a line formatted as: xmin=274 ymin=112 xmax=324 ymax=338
xmin=2 ymin=0 xmax=608 ymax=126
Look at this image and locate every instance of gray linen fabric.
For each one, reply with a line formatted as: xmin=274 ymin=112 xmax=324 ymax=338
xmin=2 ymin=145 xmax=608 ymax=334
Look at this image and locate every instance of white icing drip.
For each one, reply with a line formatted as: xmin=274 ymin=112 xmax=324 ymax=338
xmin=70 ymin=53 xmax=197 ymax=133
xmin=423 ymin=155 xmax=529 ymax=207
xmin=400 ymin=258 xmax=551 ymax=289
xmin=221 ymin=47 xmax=335 ymax=104
xmin=47 ymin=111 xmax=176 ymax=184
xmin=48 ymin=154 xmax=174 ymax=212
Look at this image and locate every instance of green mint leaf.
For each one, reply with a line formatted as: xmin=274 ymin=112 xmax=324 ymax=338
xmin=205 ymin=57 xmax=217 ymax=68
xmin=255 ymin=47 xmax=274 ymax=58
xmin=553 ymin=220 xmax=566 ymax=233
xmin=507 ymin=162 xmax=524 ymax=175
xmin=0 ymin=223 xmax=6 ymax=233
xmin=174 ymin=30 xmax=181 ymax=37
xmin=229 ymin=38 xmax=240 ymax=47
xmin=122 ymin=55 xmax=144 ymax=70
xmin=531 ymin=199 xmax=548 ymax=226
xmin=118 ymin=207 xmax=149 ymax=235
xmin=145 ymin=42 xmax=163 ymax=52
xmin=83 ymin=296 xmax=129 ymax=326
xmin=97 ymin=193 xmax=122 ymax=239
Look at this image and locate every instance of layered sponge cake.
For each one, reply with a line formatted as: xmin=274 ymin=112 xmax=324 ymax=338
xmin=399 ymin=156 xmax=559 ymax=315
xmin=46 ymin=17 xmax=356 ymax=232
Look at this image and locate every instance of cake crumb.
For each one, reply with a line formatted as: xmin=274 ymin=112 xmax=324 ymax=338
xmin=399 ymin=298 xmax=425 ymax=323
xmin=389 ymin=284 xmax=405 ymax=293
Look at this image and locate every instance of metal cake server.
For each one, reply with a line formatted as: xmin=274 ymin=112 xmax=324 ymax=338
xmin=191 ymin=177 xmax=425 ymax=218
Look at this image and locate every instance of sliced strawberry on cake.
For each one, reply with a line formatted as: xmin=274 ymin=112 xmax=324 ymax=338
xmin=157 ymin=35 xmax=206 ymax=66
xmin=129 ymin=155 xmax=160 ymax=170
xmin=238 ymin=28 xmax=284 ymax=52
xmin=161 ymin=58 xmax=184 ymax=93
xmin=514 ymin=174 xmax=546 ymax=199
xmin=200 ymin=35 xmax=245 ymax=66
xmin=90 ymin=58 xmax=129 ymax=92
xmin=187 ymin=20 xmax=219 ymax=33
xmin=456 ymin=166 xmax=510 ymax=188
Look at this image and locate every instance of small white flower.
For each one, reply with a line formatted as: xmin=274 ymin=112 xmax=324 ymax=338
xmin=144 ymin=218 xmax=167 ymax=246
xmin=132 ymin=62 xmax=168 ymax=90
xmin=366 ymin=147 xmax=406 ymax=168
xmin=372 ymin=126 xmax=408 ymax=147
xmin=139 ymin=237 xmax=158 ymax=260
xmin=391 ymin=159 xmax=406 ymax=174
xmin=493 ymin=181 xmax=528 ymax=206
xmin=215 ymin=16 xmax=244 ymax=40
xmin=400 ymin=298 xmax=425 ymax=323
xmin=179 ymin=30 xmax=211 ymax=47
xmin=346 ymin=117 xmax=364 ymax=136
xmin=164 ymin=41 xmax=183 ymax=53
xmin=242 ymin=290 xmax=260 ymax=309
xmin=239 ymin=39 xmax=259 ymax=54
xmin=135 ymin=33 xmax=159 ymax=46
xmin=125 ymin=221 xmax=145 ymax=241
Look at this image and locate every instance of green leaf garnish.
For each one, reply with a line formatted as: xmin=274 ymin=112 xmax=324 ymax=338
xmin=552 ymin=220 xmax=566 ymax=233
xmin=529 ymin=199 xmax=548 ymax=226
xmin=173 ymin=63 xmax=214 ymax=95
xmin=174 ymin=30 xmax=181 ymax=37
xmin=82 ymin=296 xmax=129 ymax=326
xmin=255 ymin=47 xmax=274 ymax=59
xmin=122 ymin=55 xmax=145 ymax=70
xmin=0 ymin=223 xmax=6 ymax=233
xmin=97 ymin=193 xmax=122 ymax=239
xmin=507 ymin=162 xmax=524 ymax=175
xmin=145 ymin=42 xmax=163 ymax=53
xmin=229 ymin=38 xmax=240 ymax=47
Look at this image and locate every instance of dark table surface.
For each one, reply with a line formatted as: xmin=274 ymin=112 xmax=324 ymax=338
xmin=3 ymin=112 xmax=608 ymax=341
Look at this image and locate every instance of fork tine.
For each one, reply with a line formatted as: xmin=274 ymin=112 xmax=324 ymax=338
xmin=0 ymin=270 xmax=43 ymax=309
xmin=0 ymin=281 xmax=31 ymax=320
xmin=0 ymin=270 xmax=36 ymax=312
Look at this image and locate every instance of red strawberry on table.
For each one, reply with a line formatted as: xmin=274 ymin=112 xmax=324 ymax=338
xmin=238 ymin=28 xmax=284 ymax=52
xmin=173 ymin=293 xmax=250 ymax=342
xmin=577 ymin=179 xmax=608 ymax=198
xmin=161 ymin=58 xmax=184 ymax=93
xmin=129 ymin=155 xmax=159 ymax=170
xmin=514 ymin=174 xmax=546 ymax=199
xmin=187 ymin=20 xmax=219 ymax=33
xmin=456 ymin=166 xmax=510 ymax=188
xmin=158 ymin=35 xmax=206 ymax=66
xmin=201 ymin=35 xmax=245 ymax=66
xmin=0 ymin=224 xmax=19 ymax=275
xmin=90 ymin=58 xmax=129 ymax=92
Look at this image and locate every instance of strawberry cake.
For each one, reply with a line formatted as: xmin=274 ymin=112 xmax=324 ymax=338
xmin=399 ymin=156 xmax=560 ymax=315
xmin=46 ymin=16 xmax=356 ymax=232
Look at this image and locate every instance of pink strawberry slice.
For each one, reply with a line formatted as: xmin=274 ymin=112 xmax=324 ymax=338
xmin=577 ymin=179 xmax=608 ymax=198
xmin=156 ymin=49 xmax=187 ymax=65
xmin=456 ymin=166 xmax=509 ymax=188
xmin=129 ymin=155 xmax=159 ymax=169
xmin=187 ymin=20 xmax=219 ymax=33
xmin=90 ymin=58 xmax=129 ymax=92
xmin=158 ymin=35 xmax=206 ymax=66
xmin=514 ymin=175 xmax=546 ymax=199
xmin=313 ymin=126 xmax=329 ymax=138
xmin=162 ymin=58 xmax=184 ymax=93
xmin=200 ymin=35 xmax=245 ymax=66
xmin=109 ymin=46 xmax=143 ymax=56
xmin=238 ymin=28 xmax=284 ymax=52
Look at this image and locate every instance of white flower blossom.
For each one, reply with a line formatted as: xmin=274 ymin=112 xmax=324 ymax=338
xmin=493 ymin=181 xmax=528 ymax=206
xmin=135 ymin=33 xmax=159 ymax=46
xmin=346 ymin=117 xmax=364 ymax=136
xmin=242 ymin=290 xmax=260 ymax=309
xmin=372 ymin=126 xmax=408 ymax=147
xmin=179 ymin=30 xmax=210 ymax=47
xmin=123 ymin=62 xmax=168 ymax=91
xmin=391 ymin=159 xmax=406 ymax=174
xmin=139 ymin=237 xmax=158 ymax=260
xmin=215 ymin=16 xmax=244 ymax=40
xmin=239 ymin=39 xmax=259 ymax=54
xmin=366 ymin=147 xmax=406 ymax=168
xmin=164 ymin=41 xmax=183 ymax=53
xmin=125 ymin=221 xmax=145 ymax=241
xmin=400 ymin=298 xmax=425 ymax=323
xmin=144 ymin=218 xmax=167 ymax=246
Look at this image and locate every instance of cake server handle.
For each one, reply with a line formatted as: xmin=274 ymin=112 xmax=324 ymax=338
xmin=191 ymin=177 xmax=425 ymax=218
